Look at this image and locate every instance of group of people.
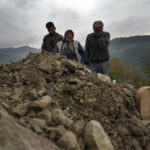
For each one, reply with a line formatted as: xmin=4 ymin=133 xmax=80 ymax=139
xmin=41 ymin=21 xmax=110 ymax=75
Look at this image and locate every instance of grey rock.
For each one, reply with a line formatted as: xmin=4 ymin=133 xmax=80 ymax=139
xmin=55 ymin=61 xmax=62 ymax=70
xmin=12 ymin=103 xmax=28 ymax=117
xmin=37 ymin=109 xmax=52 ymax=124
xmin=84 ymin=120 xmax=114 ymax=150
xmin=29 ymin=118 xmax=47 ymax=134
xmin=28 ymin=95 xmax=52 ymax=112
xmin=57 ymin=131 xmax=78 ymax=150
xmin=97 ymin=73 xmax=111 ymax=83
xmin=0 ymin=106 xmax=61 ymax=150
xmin=85 ymin=98 xmax=97 ymax=103
xmin=117 ymin=125 xmax=130 ymax=136
xmin=142 ymin=120 xmax=150 ymax=129
xmin=29 ymin=122 xmax=43 ymax=134
xmin=146 ymin=144 xmax=150 ymax=150
xmin=13 ymin=87 xmax=23 ymax=97
xmin=121 ymin=88 xmax=133 ymax=97
xmin=72 ymin=120 xmax=85 ymax=136
xmin=29 ymin=118 xmax=47 ymax=129
xmin=52 ymin=109 xmax=73 ymax=128
xmin=38 ymin=87 xmax=47 ymax=96
xmin=47 ymin=125 xmax=66 ymax=140
xmin=19 ymin=118 xmax=27 ymax=126
xmin=0 ymin=91 xmax=11 ymax=97
xmin=27 ymin=110 xmax=36 ymax=118
xmin=41 ymin=95 xmax=52 ymax=103
xmin=28 ymin=89 xmax=39 ymax=100
xmin=132 ymin=139 xmax=143 ymax=150
xmin=61 ymin=59 xmax=77 ymax=71
xmin=10 ymin=95 xmax=20 ymax=101
xmin=39 ymin=61 xmax=52 ymax=73
xmin=125 ymin=84 xmax=136 ymax=91
xmin=1 ymin=102 xmax=9 ymax=111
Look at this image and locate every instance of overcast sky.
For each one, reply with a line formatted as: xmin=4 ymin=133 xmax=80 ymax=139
xmin=0 ymin=0 xmax=150 ymax=48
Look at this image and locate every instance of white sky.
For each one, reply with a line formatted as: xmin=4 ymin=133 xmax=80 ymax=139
xmin=0 ymin=0 xmax=150 ymax=48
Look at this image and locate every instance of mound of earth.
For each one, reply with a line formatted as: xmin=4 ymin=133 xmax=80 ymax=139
xmin=0 ymin=52 xmax=150 ymax=150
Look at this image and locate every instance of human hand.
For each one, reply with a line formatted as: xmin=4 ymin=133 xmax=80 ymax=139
xmin=56 ymin=53 xmax=61 ymax=56
xmin=86 ymin=65 xmax=89 ymax=69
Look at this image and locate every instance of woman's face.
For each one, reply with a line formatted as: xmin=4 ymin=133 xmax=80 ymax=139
xmin=65 ymin=33 xmax=73 ymax=42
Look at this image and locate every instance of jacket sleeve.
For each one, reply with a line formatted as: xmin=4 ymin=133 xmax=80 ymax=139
xmin=41 ymin=36 xmax=47 ymax=53
xmin=84 ymin=35 xmax=90 ymax=65
xmin=57 ymin=34 xmax=63 ymax=42
xmin=106 ymin=32 xmax=110 ymax=44
xmin=78 ymin=42 xmax=85 ymax=63
xmin=51 ymin=45 xmax=59 ymax=55
xmin=100 ymin=32 xmax=110 ymax=48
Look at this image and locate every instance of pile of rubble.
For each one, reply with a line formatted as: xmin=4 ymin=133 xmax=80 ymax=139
xmin=0 ymin=52 xmax=150 ymax=150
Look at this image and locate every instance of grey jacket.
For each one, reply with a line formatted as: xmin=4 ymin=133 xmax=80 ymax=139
xmin=41 ymin=32 xmax=63 ymax=53
xmin=84 ymin=31 xmax=110 ymax=64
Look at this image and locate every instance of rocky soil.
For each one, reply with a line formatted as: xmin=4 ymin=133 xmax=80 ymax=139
xmin=0 ymin=52 xmax=150 ymax=150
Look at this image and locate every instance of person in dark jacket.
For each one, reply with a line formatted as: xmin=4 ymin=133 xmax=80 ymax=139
xmin=52 ymin=30 xmax=85 ymax=63
xmin=84 ymin=20 xmax=110 ymax=75
xmin=41 ymin=21 xmax=63 ymax=53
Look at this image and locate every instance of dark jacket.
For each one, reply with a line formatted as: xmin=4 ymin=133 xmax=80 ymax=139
xmin=41 ymin=32 xmax=63 ymax=53
xmin=84 ymin=31 xmax=110 ymax=64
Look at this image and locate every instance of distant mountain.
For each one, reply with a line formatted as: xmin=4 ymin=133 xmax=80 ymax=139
xmin=110 ymin=35 xmax=150 ymax=71
xmin=0 ymin=46 xmax=40 ymax=64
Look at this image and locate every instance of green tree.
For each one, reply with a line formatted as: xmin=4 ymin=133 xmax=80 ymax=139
xmin=109 ymin=58 xmax=135 ymax=82
xmin=109 ymin=57 xmax=147 ymax=88
xmin=142 ymin=61 xmax=150 ymax=85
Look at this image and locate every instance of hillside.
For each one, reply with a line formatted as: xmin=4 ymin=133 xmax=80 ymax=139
xmin=110 ymin=35 xmax=150 ymax=70
xmin=0 ymin=46 xmax=40 ymax=64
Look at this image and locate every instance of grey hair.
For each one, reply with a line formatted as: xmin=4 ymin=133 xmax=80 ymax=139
xmin=93 ymin=21 xmax=104 ymax=29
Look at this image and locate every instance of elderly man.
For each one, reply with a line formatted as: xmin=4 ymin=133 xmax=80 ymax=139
xmin=41 ymin=21 xmax=63 ymax=53
xmin=84 ymin=21 xmax=110 ymax=75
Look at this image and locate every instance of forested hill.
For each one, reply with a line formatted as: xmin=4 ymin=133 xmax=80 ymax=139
xmin=110 ymin=35 xmax=150 ymax=71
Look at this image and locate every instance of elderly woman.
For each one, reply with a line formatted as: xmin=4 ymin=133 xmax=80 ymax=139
xmin=52 ymin=30 xmax=85 ymax=63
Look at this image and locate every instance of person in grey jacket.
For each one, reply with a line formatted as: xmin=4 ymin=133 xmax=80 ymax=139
xmin=41 ymin=21 xmax=63 ymax=53
xmin=84 ymin=20 xmax=110 ymax=75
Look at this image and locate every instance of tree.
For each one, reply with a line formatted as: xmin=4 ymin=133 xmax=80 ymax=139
xmin=142 ymin=61 xmax=150 ymax=78
xmin=109 ymin=58 xmax=135 ymax=82
xmin=142 ymin=61 xmax=150 ymax=85
xmin=109 ymin=57 xmax=146 ymax=88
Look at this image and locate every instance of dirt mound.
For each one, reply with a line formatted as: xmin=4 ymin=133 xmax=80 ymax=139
xmin=0 ymin=52 xmax=150 ymax=150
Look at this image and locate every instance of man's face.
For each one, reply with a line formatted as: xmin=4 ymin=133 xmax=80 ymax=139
xmin=48 ymin=27 xmax=55 ymax=34
xmin=65 ymin=33 xmax=73 ymax=42
xmin=94 ymin=25 xmax=103 ymax=35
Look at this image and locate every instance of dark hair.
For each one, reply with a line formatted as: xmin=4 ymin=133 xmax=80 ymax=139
xmin=46 ymin=22 xmax=55 ymax=29
xmin=64 ymin=30 xmax=74 ymax=37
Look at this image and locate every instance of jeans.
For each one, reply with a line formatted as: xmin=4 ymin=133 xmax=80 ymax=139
xmin=89 ymin=60 xmax=109 ymax=75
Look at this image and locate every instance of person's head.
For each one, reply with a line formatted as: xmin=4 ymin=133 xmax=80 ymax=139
xmin=64 ymin=30 xmax=74 ymax=42
xmin=46 ymin=21 xmax=56 ymax=34
xmin=93 ymin=21 xmax=104 ymax=35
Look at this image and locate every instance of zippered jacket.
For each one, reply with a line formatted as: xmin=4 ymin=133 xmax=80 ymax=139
xmin=84 ymin=31 xmax=110 ymax=64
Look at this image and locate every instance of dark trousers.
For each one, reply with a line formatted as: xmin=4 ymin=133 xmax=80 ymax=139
xmin=89 ymin=60 xmax=109 ymax=75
